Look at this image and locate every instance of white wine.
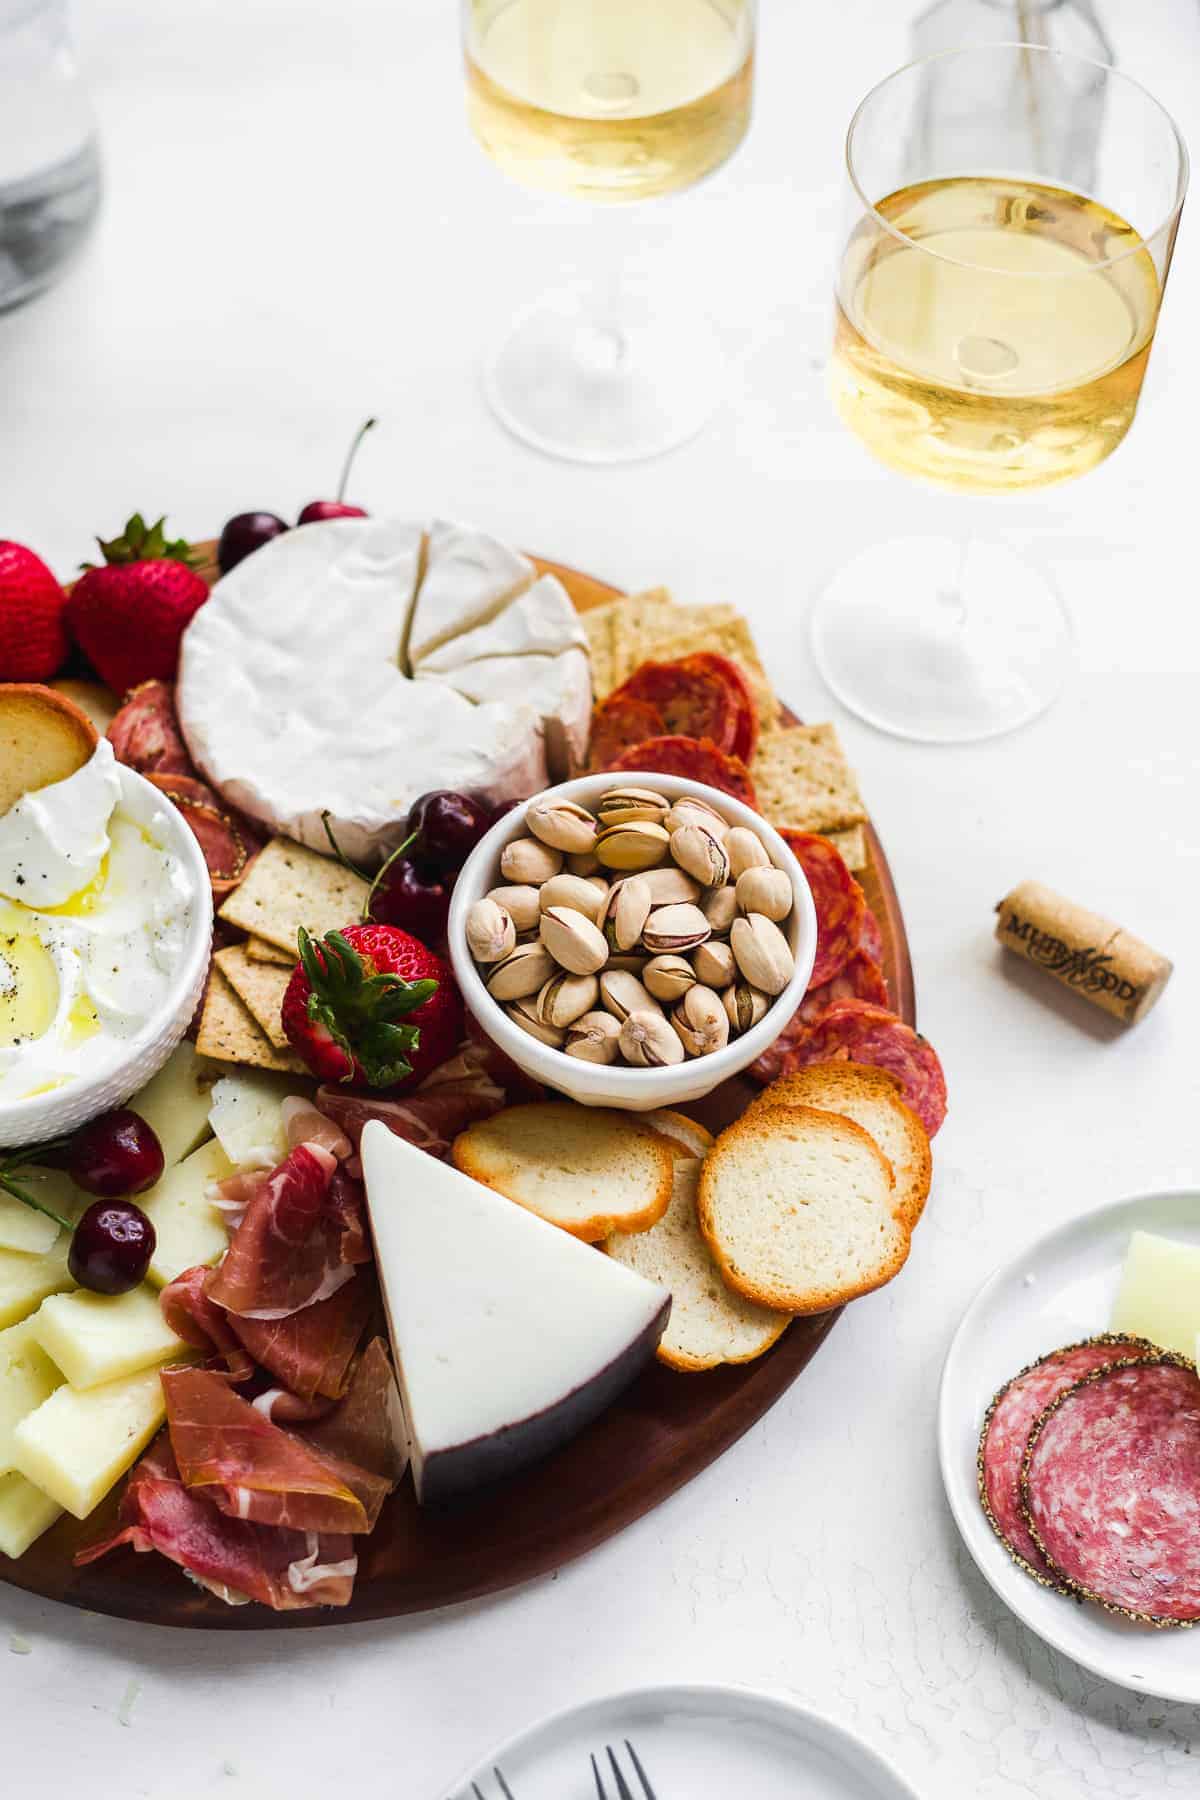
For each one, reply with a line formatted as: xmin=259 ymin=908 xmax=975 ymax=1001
xmin=832 ymin=177 xmax=1163 ymax=493
xmin=464 ymin=0 xmax=754 ymax=203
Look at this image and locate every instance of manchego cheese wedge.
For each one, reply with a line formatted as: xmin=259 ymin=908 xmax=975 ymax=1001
xmin=130 ymin=1039 xmax=217 ymax=1170
xmin=1110 ymin=1229 xmax=1200 ymax=1359
xmin=139 ymin=1138 xmax=234 ymax=1288
xmin=0 ymin=1168 xmax=87 ymax=1256
xmin=0 ymin=1470 xmax=63 ymax=1559
xmin=30 ymin=1284 xmax=186 ymax=1391
xmin=0 ymin=1237 xmax=74 ymax=1331
xmin=12 ymin=1366 xmax=166 ymax=1519
xmin=0 ymin=1318 xmax=63 ymax=1473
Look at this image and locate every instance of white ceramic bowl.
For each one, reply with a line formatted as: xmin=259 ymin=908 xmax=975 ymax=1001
xmin=448 ymin=773 xmax=817 ymax=1111
xmin=0 ymin=764 xmax=214 ymax=1150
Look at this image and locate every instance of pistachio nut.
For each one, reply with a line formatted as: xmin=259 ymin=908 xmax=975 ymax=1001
xmin=642 ymin=954 xmax=698 ymax=1004
xmin=485 ymin=883 xmax=541 ymax=934
xmin=642 ymin=902 xmax=711 ymax=955
xmin=566 ymin=849 xmax=602 ymax=878
xmin=538 ymin=872 xmax=607 ymax=924
xmin=525 ymin=798 xmax=598 ymax=856
xmin=603 ymin=873 xmax=652 ymax=952
xmin=700 ymin=884 xmax=738 ymax=934
xmin=605 ymin=953 xmax=650 ymax=978
xmin=735 ymin=866 xmax=793 ymax=923
xmin=535 ymin=970 xmax=600 ymax=1030
xmin=692 ymin=939 xmax=736 ymax=989
xmin=594 ymin=820 xmax=671 ymax=874
xmin=669 ymin=822 xmax=730 ymax=889
xmin=730 ymin=913 xmax=795 ymax=996
xmin=500 ymin=836 xmax=563 ymax=886
xmin=486 ymin=941 xmax=556 ymax=1001
xmin=723 ymin=980 xmax=770 ymax=1035
xmin=564 ymin=1010 xmax=622 ymax=1064
xmin=466 ymin=897 xmax=517 ymax=964
xmin=599 ymin=969 xmax=663 ymax=1023
xmin=725 ymin=827 xmax=772 ymax=878
xmin=643 ymin=866 xmax=701 ymax=906
xmin=665 ymin=796 xmax=729 ymax=839
xmin=671 ymin=984 xmax=730 ymax=1058
xmin=506 ymin=996 xmax=566 ymax=1048
xmin=595 ymin=787 xmax=671 ymax=830
xmin=619 ymin=1009 xmax=686 ymax=1068
xmin=539 ymin=905 xmax=609 ymax=976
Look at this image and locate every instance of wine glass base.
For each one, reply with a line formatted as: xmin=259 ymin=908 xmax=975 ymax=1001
xmin=811 ymin=536 xmax=1073 ymax=744
xmin=484 ymin=290 xmax=723 ymax=464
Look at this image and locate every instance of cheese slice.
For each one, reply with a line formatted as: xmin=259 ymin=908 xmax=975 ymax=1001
xmin=30 ymin=1285 xmax=186 ymax=1390
xmin=12 ymin=1366 xmax=166 ymax=1519
xmin=131 ymin=1040 xmax=217 ymax=1169
xmin=0 ymin=1472 xmax=62 ymax=1559
xmin=0 ymin=1239 xmax=74 ymax=1331
xmin=360 ymin=1121 xmax=669 ymax=1504
xmin=208 ymin=1069 xmax=296 ymax=1170
xmin=423 ymin=647 xmax=591 ymax=780
xmin=139 ymin=1137 xmax=234 ymax=1289
xmin=414 ymin=574 xmax=584 ymax=673
xmin=0 ymin=1169 xmax=86 ymax=1256
xmin=405 ymin=519 xmax=534 ymax=669
xmin=0 ymin=1318 xmax=63 ymax=1474
xmin=1110 ymin=1229 xmax=1200 ymax=1358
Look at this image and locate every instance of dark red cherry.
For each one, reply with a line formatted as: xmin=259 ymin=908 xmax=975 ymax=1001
xmin=68 ymin=1200 xmax=156 ymax=1295
xmin=217 ymin=511 xmax=289 ymax=574
xmin=297 ymin=418 xmax=375 ymax=526
xmin=69 ymin=1108 xmax=164 ymax=1198
xmin=368 ymin=856 xmax=450 ymax=942
xmin=405 ymin=790 xmax=491 ymax=870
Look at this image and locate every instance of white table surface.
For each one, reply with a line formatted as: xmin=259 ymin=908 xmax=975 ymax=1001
xmin=3 ymin=0 xmax=1200 ymax=1793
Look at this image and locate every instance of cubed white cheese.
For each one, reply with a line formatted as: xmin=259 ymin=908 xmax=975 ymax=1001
xmin=0 ymin=1471 xmax=62 ymax=1558
xmin=1110 ymin=1229 xmax=1200 ymax=1358
xmin=12 ymin=1366 xmax=166 ymax=1518
xmin=0 ymin=1168 xmax=87 ymax=1256
xmin=0 ymin=1318 xmax=63 ymax=1473
xmin=0 ymin=1238 xmax=74 ymax=1331
xmin=30 ymin=1285 xmax=186 ymax=1391
xmin=139 ymin=1138 xmax=233 ymax=1288
xmin=208 ymin=1070 xmax=295 ymax=1169
xmin=130 ymin=1040 xmax=218 ymax=1169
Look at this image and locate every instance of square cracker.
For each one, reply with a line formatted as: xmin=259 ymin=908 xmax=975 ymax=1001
xmin=214 ymin=945 xmax=293 ymax=1051
xmin=196 ymin=966 xmax=306 ymax=1075
xmin=244 ymin=936 xmax=293 ymax=966
xmin=610 ymin=589 xmax=677 ymax=691
xmin=643 ymin=612 xmax=778 ymax=731
xmin=582 ymin=603 xmax=618 ymax=701
xmin=218 ymin=837 xmax=369 ymax=955
xmin=826 ymin=823 xmax=868 ymax=872
xmin=750 ymin=723 xmax=867 ymax=835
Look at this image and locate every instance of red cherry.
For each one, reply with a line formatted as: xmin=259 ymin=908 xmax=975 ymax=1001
xmin=297 ymin=418 xmax=375 ymax=525
xmin=68 ymin=1200 xmax=156 ymax=1294
xmin=69 ymin=1108 xmax=164 ymax=1197
xmin=217 ymin=512 xmax=289 ymax=574
xmin=367 ymin=856 xmax=450 ymax=943
xmin=405 ymin=790 xmax=491 ymax=870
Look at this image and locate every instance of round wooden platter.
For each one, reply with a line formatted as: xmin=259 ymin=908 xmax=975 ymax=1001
xmin=1 ymin=552 xmax=915 ymax=1630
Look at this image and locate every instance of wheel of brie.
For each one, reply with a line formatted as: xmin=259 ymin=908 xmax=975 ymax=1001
xmin=177 ymin=517 xmax=592 ymax=864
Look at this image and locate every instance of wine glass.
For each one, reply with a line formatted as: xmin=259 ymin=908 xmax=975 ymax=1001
xmin=812 ymin=45 xmax=1187 ymax=743
xmin=462 ymin=0 xmax=755 ymax=464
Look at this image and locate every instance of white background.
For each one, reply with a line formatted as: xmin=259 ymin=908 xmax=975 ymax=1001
xmin=3 ymin=0 xmax=1200 ymax=1794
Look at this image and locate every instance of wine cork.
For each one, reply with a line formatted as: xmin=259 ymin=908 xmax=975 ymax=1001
xmin=995 ymin=880 xmax=1172 ymax=1026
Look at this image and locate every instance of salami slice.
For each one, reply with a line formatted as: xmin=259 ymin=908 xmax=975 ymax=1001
xmin=607 ymin=736 xmax=757 ymax=807
xmin=676 ymin=653 xmax=759 ymax=763
xmin=618 ymin=660 xmax=739 ymax=753
xmin=781 ymin=831 xmax=865 ymax=989
xmin=748 ymin=951 xmax=889 ymax=1087
xmin=1022 ymin=1356 xmax=1200 ymax=1623
xmin=588 ymin=694 xmax=664 ymax=770
xmin=858 ymin=903 xmax=884 ymax=969
xmin=978 ymin=1336 xmax=1155 ymax=1583
xmin=780 ymin=999 xmax=948 ymax=1136
xmin=107 ymin=679 xmax=194 ymax=776
xmin=145 ymin=772 xmax=264 ymax=900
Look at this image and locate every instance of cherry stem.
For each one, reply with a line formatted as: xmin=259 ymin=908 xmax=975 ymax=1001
xmin=0 ymin=1167 xmax=72 ymax=1233
xmin=337 ymin=417 xmax=377 ymax=503
xmin=365 ymin=831 xmax=419 ymax=921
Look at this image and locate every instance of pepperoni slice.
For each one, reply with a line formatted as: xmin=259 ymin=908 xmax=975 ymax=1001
xmin=779 ymin=999 xmax=948 ymax=1136
xmin=748 ymin=950 xmax=889 ymax=1086
xmin=675 ymin=653 xmax=759 ymax=763
xmin=107 ymin=679 xmax=193 ymax=776
xmin=607 ymin=736 xmax=757 ymax=807
xmin=144 ymin=771 xmax=264 ymax=900
xmin=588 ymin=694 xmax=664 ymax=770
xmin=781 ymin=831 xmax=864 ymax=989
xmin=858 ymin=903 xmax=884 ymax=969
xmin=979 ymin=1337 xmax=1155 ymax=1583
xmin=617 ymin=660 xmax=739 ymax=753
xmin=1022 ymin=1357 xmax=1200 ymax=1623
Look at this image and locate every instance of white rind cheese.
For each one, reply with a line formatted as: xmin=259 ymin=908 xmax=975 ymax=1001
xmin=406 ymin=520 xmax=533 ymax=667
xmin=414 ymin=574 xmax=584 ymax=672
xmin=360 ymin=1121 xmax=669 ymax=1504
xmin=423 ymin=647 xmax=591 ymax=781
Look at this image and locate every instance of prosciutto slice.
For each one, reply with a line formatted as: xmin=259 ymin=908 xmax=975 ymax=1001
xmin=162 ymin=1367 xmax=389 ymax=1535
xmin=207 ymin=1143 xmax=353 ymax=1320
xmin=159 ymin=1266 xmax=255 ymax=1383
xmin=227 ymin=1271 xmax=374 ymax=1403
xmin=75 ymin=1440 xmax=357 ymax=1610
xmin=304 ymin=1337 xmax=406 ymax=1483
xmin=315 ymin=1046 xmax=506 ymax=1162
xmin=107 ymin=680 xmax=194 ymax=776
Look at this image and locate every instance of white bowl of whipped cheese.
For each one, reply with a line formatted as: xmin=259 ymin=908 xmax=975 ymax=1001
xmin=0 ymin=738 xmax=212 ymax=1149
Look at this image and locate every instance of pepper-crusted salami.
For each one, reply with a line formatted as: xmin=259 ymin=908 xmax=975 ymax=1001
xmin=781 ymin=831 xmax=864 ymax=988
xmin=618 ymin=659 xmax=739 ymax=754
xmin=145 ymin=771 xmax=263 ymax=900
xmin=1022 ymin=1357 xmax=1200 ymax=1624
xmin=588 ymin=694 xmax=664 ymax=770
xmin=978 ymin=1336 xmax=1155 ymax=1582
xmin=779 ymin=999 xmax=948 ymax=1136
xmin=607 ymin=736 xmax=757 ymax=807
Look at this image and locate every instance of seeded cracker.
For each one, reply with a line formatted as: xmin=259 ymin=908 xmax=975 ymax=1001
xmin=611 ymin=590 xmax=678 ymax=690
xmin=213 ymin=945 xmax=293 ymax=1051
xmin=826 ymin=824 xmax=868 ymax=872
xmin=217 ymin=836 xmax=369 ymax=955
xmin=750 ymin=723 xmax=867 ymax=835
xmin=196 ymin=966 xmax=306 ymax=1074
xmin=243 ymin=936 xmax=293 ymax=966
xmin=582 ymin=603 xmax=618 ymax=700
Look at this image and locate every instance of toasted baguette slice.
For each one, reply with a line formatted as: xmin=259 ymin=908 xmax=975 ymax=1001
xmin=0 ymin=684 xmax=98 ymax=817
xmin=698 ymin=1105 xmax=909 ymax=1313
xmin=641 ymin=1109 xmax=715 ymax=1162
xmin=747 ymin=1065 xmax=931 ymax=1229
xmin=452 ymin=1102 xmax=674 ymax=1241
xmin=606 ymin=1162 xmax=788 ymax=1371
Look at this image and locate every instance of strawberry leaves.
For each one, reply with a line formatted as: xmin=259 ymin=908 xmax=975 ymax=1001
xmin=82 ymin=514 xmax=201 ymax=572
xmin=296 ymin=927 xmax=438 ymax=1089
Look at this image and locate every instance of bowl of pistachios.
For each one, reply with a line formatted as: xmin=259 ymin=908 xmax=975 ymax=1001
xmin=446 ymin=773 xmax=817 ymax=1111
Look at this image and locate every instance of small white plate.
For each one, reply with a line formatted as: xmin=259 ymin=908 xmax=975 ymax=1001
xmin=441 ymin=1683 xmax=922 ymax=1800
xmin=939 ymin=1188 xmax=1200 ymax=1704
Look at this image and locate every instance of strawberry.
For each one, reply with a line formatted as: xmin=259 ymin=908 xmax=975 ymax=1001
xmin=0 ymin=542 xmax=69 ymax=681
xmin=281 ymin=924 xmax=461 ymax=1091
xmin=66 ymin=514 xmax=209 ymax=698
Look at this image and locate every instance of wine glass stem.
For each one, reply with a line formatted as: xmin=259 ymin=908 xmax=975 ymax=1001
xmin=939 ymin=535 xmax=970 ymax=629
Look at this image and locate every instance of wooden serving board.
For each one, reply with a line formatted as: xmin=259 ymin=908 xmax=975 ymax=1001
xmin=0 ymin=555 xmax=915 ymax=1629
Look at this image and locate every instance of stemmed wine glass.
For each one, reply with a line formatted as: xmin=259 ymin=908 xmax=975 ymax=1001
xmin=813 ymin=45 xmax=1188 ymax=743
xmin=462 ymin=0 xmax=756 ymax=464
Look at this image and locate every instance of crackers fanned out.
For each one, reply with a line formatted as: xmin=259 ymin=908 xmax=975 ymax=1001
xmin=218 ymin=836 xmax=369 ymax=955
xmin=213 ymin=945 xmax=293 ymax=1051
xmin=243 ymin=936 xmax=293 ymax=966
xmin=750 ymin=724 xmax=866 ymax=837
xmin=196 ymin=966 xmax=306 ymax=1075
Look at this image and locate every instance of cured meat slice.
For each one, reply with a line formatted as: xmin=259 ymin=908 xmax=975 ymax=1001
xmin=606 ymin=736 xmax=757 ymax=807
xmin=227 ymin=1272 xmax=374 ymax=1403
xmin=143 ymin=771 xmax=264 ymax=901
xmin=858 ymin=903 xmax=884 ymax=970
xmin=1022 ymin=1356 xmax=1200 ymax=1623
xmin=775 ymin=999 xmax=948 ymax=1137
xmin=978 ymin=1336 xmax=1155 ymax=1581
xmin=780 ymin=831 xmax=864 ymax=989
xmin=206 ymin=1143 xmax=350 ymax=1320
xmin=617 ymin=660 xmax=738 ymax=754
xmin=158 ymin=1265 xmax=255 ymax=1383
xmin=75 ymin=1439 xmax=357 ymax=1610
xmin=677 ymin=653 xmax=758 ymax=764
xmin=303 ymin=1337 xmax=405 ymax=1484
xmin=587 ymin=694 xmax=664 ymax=770
xmin=281 ymin=1096 xmax=353 ymax=1161
xmin=315 ymin=1038 xmax=507 ymax=1158
xmin=107 ymin=680 xmax=193 ymax=776
xmin=747 ymin=951 xmax=890 ymax=1087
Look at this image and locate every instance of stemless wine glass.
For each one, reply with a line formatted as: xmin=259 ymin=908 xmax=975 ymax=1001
xmin=462 ymin=0 xmax=756 ymax=464
xmin=813 ymin=45 xmax=1188 ymax=743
